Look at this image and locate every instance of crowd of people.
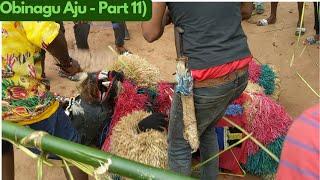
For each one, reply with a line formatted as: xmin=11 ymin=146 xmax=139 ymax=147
xmin=2 ymin=2 xmax=319 ymax=180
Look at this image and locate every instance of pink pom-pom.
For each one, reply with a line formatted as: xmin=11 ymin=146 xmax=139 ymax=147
xmin=245 ymin=93 xmax=293 ymax=154
xmin=248 ymin=61 xmax=261 ymax=83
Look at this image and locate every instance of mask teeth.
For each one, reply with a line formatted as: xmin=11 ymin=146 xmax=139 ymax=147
xmin=101 ymin=92 xmax=108 ymax=103
xmin=102 ymin=81 xmax=111 ymax=87
xmin=98 ymin=71 xmax=109 ymax=80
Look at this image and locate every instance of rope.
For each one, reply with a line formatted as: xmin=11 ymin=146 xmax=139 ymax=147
xmin=20 ymin=131 xmax=48 ymax=149
xmin=93 ymin=159 xmax=112 ymax=180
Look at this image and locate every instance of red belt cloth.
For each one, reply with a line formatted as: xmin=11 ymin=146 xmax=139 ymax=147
xmin=191 ymin=56 xmax=252 ymax=81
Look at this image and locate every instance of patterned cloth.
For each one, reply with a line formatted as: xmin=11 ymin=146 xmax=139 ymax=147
xmin=276 ymin=104 xmax=320 ymax=180
xmin=2 ymin=21 xmax=60 ymax=125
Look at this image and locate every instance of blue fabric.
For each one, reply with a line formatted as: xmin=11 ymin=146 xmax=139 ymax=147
xmin=225 ymin=104 xmax=243 ymax=116
xmin=175 ymin=72 xmax=193 ymax=96
xmin=215 ymin=127 xmax=225 ymax=150
xmin=97 ymin=118 xmax=112 ymax=148
xmin=27 ymin=107 xmax=80 ymax=159
xmin=29 ymin=107 xmax=80 ymax=143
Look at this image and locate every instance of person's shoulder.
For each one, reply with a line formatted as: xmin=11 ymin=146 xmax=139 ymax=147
xmin=300 ymin=104 xmax=320 ymax=122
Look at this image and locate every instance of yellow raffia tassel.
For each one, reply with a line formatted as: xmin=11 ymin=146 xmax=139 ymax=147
xmin=290 ymin=2 xmax=305 ymax=67
xmin=109 ymin=54 xmax=161 ymax=87
xmin=181 ymin=95 xmax=199 ymax=152
xmin=110 ymin=110 xmax=168 ymax=169
xmin=245 ymin=81 xmax=264 ymax=94
xmin=37 ymin=153 xmax=44 ymax=180
xmin=62 ymin=159 xmax=74 ymax=180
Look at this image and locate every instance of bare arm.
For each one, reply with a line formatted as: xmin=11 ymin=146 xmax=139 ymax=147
xmin=141 ymin=2 xmax=169 ymax=43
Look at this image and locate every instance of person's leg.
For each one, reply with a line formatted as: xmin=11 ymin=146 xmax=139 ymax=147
xmin=124 ymin=22 xmax=130 ymax=40
xmin=267 ymin=2 xmax=278 ymax=24
xmin=73 ymin=22 xmax=90 ymax=49
xmin=56 ymin=21 xmax=65 ymax=34
xmin=295 ymin=2 xmax=306 ymax=36
xmin=29 ymin=107 xmax=88 ymax=180
xmin=40 ymin=49 xmax=46 ymax=78
xmin=168 ymin=93 xmax=193 ymax=175
xmin=199 ymin=126 xmax=219 ymax=180
xmin=297 ymin=2 xmax=304 ymax=27
xmin=257 ymin=2 xmax=278 ymax=26
xmin=2 ymin=140 xmax=14 ymax=180
xmin=112 ymin=22 xmax=129 ymax=54
xmin=314 ymin=2 xmax=319 ymax=38
xmin=193 ymin=69 xmax=249 ymax=179
xmin=306 ymin=2 xmax=320 ymax=44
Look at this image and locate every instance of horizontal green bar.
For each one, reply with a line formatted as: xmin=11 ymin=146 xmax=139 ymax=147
xmin=2 ymin=121 xmax=195 ymax=180
xmin=0 ymin=0 xmax=151 ymax=21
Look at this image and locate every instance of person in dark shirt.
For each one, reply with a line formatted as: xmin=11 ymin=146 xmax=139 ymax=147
xmin=142 ymin=2 xmax=252 ymax=179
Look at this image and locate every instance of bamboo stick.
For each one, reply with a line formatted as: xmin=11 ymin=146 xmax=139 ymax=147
xmin=2 ymin=121 xmax=195 ymax=180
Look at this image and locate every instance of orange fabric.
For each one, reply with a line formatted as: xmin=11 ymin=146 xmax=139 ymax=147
xmin=191 ymin=56 xmax=252 ymax=81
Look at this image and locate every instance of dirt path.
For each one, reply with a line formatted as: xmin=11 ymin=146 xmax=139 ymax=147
xmin=14 ymin=3 xmax=319 ymax=180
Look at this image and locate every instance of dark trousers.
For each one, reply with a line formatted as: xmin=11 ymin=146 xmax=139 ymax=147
xmin=314 ymin=2 xmax=319 ymax=35
xmin=168 ymin=70 xmax=248 ymax=180
xmin=57 ymin=21 xmax=91 ymax=49
xmin=111 ymin=22 xmax=126 ymax=46
xmin=57 ymin=22 xmax=126 ymax=49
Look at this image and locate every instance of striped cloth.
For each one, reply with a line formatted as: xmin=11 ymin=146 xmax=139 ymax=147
xmin=276 ymin=104 xmax=320 ymax=180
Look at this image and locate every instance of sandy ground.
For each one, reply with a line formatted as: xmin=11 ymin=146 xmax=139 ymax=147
xmin=13 ymin=3 xmax=319 ymax=180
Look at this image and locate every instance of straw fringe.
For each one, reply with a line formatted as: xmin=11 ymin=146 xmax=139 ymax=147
xmin=110 ymin=111 xmax=168 ymax=169
xmin=181 ymin=95 xmax=199 ymax=152
xmin=109 ymin=54 xmax=161 ymax=87
xmin=245 ymin=81 xmax=264 ymax=94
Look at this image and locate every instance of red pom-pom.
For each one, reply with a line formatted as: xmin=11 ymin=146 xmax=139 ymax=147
xmin=102 ymin=81 xmax=148 ymax=151
xmin=153 ymin=82 xmax=174 ymax=117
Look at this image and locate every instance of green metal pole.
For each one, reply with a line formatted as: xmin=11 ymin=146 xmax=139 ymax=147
xmin=2 ymin=121 xmax=195 ymax=180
